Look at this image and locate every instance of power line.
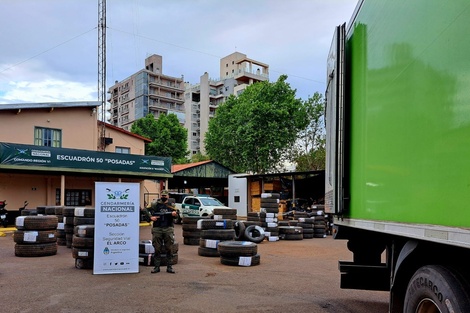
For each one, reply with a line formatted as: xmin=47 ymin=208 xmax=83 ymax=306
xmin=0 ymin=28 xmax=96 ymax=76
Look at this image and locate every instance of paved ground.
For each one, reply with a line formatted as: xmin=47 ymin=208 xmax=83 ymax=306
xmin=0 ymin=224 xmax=389 ymax=313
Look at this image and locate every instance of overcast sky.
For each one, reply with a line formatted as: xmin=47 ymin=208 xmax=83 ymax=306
xmin=0 ymin=0 xmax=358 ymax=104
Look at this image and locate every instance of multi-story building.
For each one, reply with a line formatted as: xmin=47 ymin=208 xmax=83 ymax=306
xmin=107 ymin=54 xmax=185 ymax=131
xmin=108 ymin=52 xmax=269 ymax=156
xmin=185 ymin=52 xmax=269 ymax=155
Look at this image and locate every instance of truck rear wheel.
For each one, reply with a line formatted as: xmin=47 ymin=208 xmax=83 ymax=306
xmin=404 ymin=265 xmax=470 ymax=313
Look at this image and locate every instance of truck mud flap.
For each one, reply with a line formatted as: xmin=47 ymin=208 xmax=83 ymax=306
xmin=339 ymin=261 xmax=390 ymax=291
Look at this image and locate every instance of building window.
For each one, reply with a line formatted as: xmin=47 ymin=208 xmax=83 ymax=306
xmin=34 ymin=127 xmax=61 ymax=147
xmin=56 ymin=189 xmax=92 ymax=206
xmin=115 ymin=146 xmax=130 ymax=154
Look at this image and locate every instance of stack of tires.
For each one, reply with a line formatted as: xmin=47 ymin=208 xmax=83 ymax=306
xmin=182 ymin=216 xmax=209 ymax=245
xmin=278 ymin=226 xmax=303 ymax=240
xmin=246 ymin=212 xmax=260 ymax=222
xmin=14 ymin=215 xmax=58 ymax=257
xmin=54 ymin=206 xmax=66 ymax=246
xmin=260 ymin=193 xmax=280 ymax=242
xmin=138 ymin=239 xmax=179 ymax=267
xmin=62 ymin=207 xmax=76 ymax=248
xmin=296 ymin=217 xmax=315 ymax=239
xmin=312 ymin=212 xmax=327 ymax=238
xmin=198 ymin=219 xmax=235 ymax=257
xmin=218 ymin=241 xmax=260 ymax=267
xmin=72 ymin=208 xmax=95 ymax=269
xmin=73 ymin=224 xmax=95 ymax=269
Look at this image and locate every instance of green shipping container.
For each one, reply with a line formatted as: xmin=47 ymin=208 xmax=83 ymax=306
xmin=326 ymin=0 xmax=470 ymax=228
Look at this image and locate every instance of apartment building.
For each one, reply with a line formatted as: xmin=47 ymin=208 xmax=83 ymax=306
xmin=108 ymin=52 xmax=269 ymax=156
xmin=186 ymin=52 xmax=269 ymax=155
xmin=107 ymin=54 xmax=185 ymax=131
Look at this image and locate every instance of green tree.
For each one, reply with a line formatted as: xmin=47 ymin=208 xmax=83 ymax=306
xmin=205 ymin=75 xmax=309 ymax=173
xmin=131 ymin=113 xmax=188 ymax=163
xmin=293 ymin=92 xmax=326 ymax=171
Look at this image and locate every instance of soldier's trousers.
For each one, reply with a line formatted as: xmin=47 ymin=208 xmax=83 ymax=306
xmin=151 ymin=226 xmax=174 ymax=267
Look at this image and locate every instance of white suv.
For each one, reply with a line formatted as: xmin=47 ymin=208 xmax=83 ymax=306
xmin=179 ymin=195 xmax=231 ymax=219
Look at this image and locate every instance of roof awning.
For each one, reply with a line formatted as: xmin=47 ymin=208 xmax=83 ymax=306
xmin=0 ymin=142 xmax=172 ymax=179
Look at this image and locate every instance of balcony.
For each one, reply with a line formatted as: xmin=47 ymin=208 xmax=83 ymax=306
xmin=148 ymin=91 xmax=184 ymax=104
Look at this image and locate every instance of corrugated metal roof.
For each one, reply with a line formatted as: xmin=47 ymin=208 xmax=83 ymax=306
xmin=172 ymin=160 xmax=213 ymax=173
xmin=0 ymin=101 xmax=100 ymax=110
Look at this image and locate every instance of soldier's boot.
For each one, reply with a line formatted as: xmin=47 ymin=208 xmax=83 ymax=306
xmin=151 ymin=259 xmax=161 ymax=273
xmin=166 ymin=265 xmax=175 ymax=274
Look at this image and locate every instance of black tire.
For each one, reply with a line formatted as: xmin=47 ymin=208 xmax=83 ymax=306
xmin=73 ymin=217 xmax=95 ymax=226
xmin=183 ymin=237 xmax=200 ymax=245
xmin=260 ymin=198 xmax=279 ymax=204
xmin=72 ymin=247 xmax=94 ymax=259
xmin=219 ymin=214 xmax=238 ymax=221
xmin=278 ymin=226 xmax=303 ymax=234
xmin=213 ymin=208 xmax=237 ymax=216
xmin=74 ymin=225 xmax=95 ymax=237
xmin=200 ymin=229 xmax=235 ymax=240
xmin=220 ymin=254 xmax=261 ymax=266
xmin=21 ymin=209 xmax=37 ymax=216
xmin=139 ymin=253 xmax=154 ymax=266
xmin=217 ymin=241 xmax=258 ymax=257
xmin=72 ymin=235 xmax=94 ymax=248
xmin=13 ymin=230 xmax=56 ymax=244
xmin=182 ymin=223 xmax=199 ymax=231
xmin=234 ymin=221 xmax=246 ymax=240
xmin=262 ymin=207 xmax=279 ymax=214
xmin=75 ymin=258 xmax=93 ymax=269
xmin=15 ymin=215 xmax=58 ymax=230
xmin=199 ymin=238 xmax=225 ymax=248
xmin=55 ymin=207 xmax=64 ymax=215
xmin=55 ymin=229 xmax=66 ymax=238
xmin=261 ymin=193 xmax=280 ymax=199
xmin=74 ymin=208 xmax=95 ymax=217
xmin=182 ymin=230 xmax=201 ymax=238
xmin=198 ymin=246 xmax=220 ymax=257
xmin=260 ymin=203 xmax=279 ymax=209
xmin=62 ymin=207 xmax=76 ymax=217
xmin=284 ymin=233 xmax=303 ymax=240
xmin=244 ymin=225 xmax=265 ymax=243
xmin=404 ymin=265 xmax=470 ymax=313
xmin=15 ymin=243 xmax=57 ymax=257
xmin=44 ymin=207 xmax=56 ymax=215
xmin=199 ymin=219 xmax=234 ymax=230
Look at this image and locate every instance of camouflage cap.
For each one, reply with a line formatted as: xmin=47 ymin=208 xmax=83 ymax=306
xmin=161 ymin=190 xmax=169 ymax=196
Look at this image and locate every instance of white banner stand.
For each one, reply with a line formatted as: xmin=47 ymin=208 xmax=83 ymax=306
xmin=93 ymin=182 xmax=140 ymax=274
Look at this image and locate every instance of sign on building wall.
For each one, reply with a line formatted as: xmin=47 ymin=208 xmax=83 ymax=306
xmin=0 ymin=142 xmax=171 ymax=175
xmin=93 ymin=182 xmax=140 ymax=275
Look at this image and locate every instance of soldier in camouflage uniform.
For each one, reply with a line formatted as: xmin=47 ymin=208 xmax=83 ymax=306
xmin=145 ymin=190 xmax=177 ymax=274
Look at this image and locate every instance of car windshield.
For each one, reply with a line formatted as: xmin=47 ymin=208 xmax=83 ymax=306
xmin=200 ymin=198 xmax=223 ymax=206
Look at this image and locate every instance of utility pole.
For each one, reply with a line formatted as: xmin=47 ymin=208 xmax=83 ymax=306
xmin=98 ymin=0 xmax=106 ymax=151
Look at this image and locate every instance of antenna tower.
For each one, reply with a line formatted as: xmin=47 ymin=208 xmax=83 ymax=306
xmin=98 ymin=0 xmax=106 ymax=150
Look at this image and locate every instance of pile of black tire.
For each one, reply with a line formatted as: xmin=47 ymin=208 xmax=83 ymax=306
xmin=71 ymin=208 xmax=95 ymax=269
xmin=182 ymin=216 xmax=210 ymax=245
xmin=198 ymin=219 xmax=235 ymax=257
xmin=259 ymin=193 xmax=280 ymax=241
xmin=14 ymin=215 xmax=58 ymax=257
xmin=138 ymin=240 xmax=179 ymax=267
xmin=218 ymin=241 xmax=260 ymax=267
